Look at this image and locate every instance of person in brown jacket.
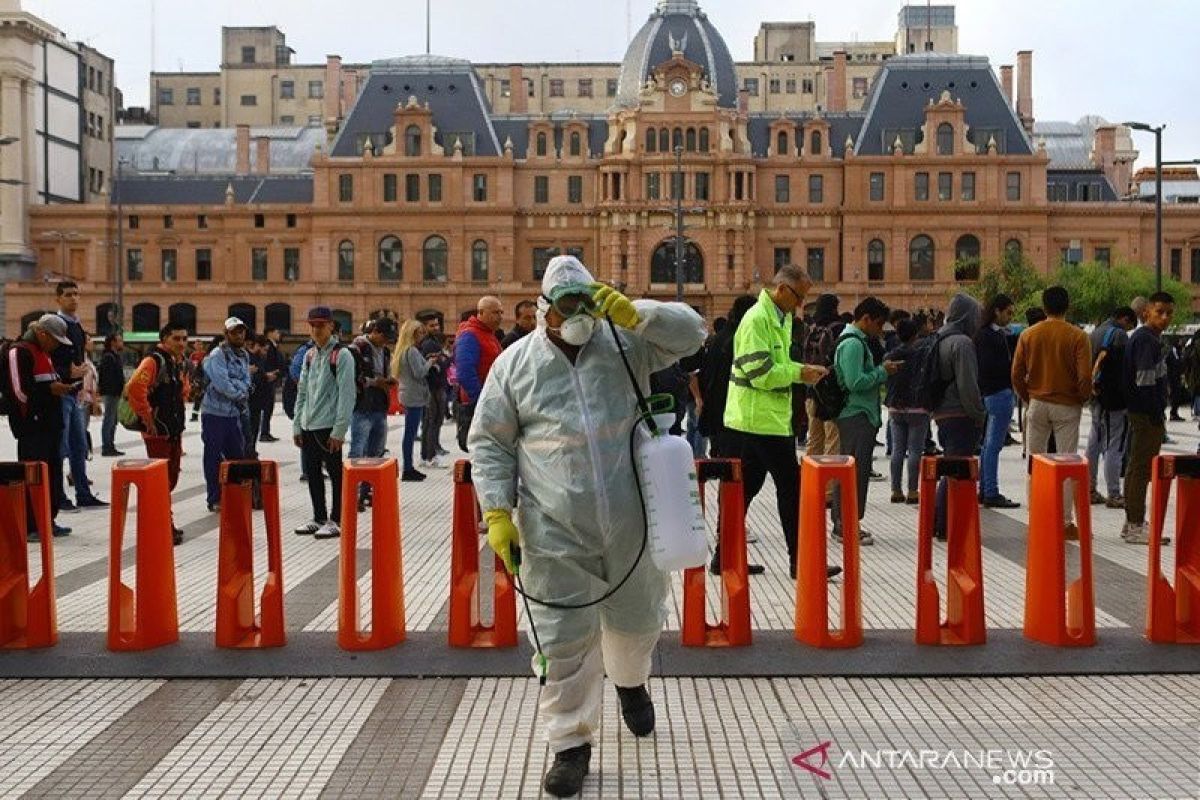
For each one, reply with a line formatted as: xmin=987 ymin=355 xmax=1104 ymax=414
xmin=1011 ymin=286 xmax=1092 ymax=537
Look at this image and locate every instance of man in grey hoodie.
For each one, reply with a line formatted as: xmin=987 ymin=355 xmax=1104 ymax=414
xmin=932 ymin=293 xmax=987 ymax=539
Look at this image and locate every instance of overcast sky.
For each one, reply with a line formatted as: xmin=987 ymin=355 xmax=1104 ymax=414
xmin=23 ymin=0 xmax=1199 ymax=166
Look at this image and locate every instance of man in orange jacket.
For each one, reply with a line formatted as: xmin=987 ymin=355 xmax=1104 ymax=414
xmin=127 ymin=321 xmax=190 ymax=545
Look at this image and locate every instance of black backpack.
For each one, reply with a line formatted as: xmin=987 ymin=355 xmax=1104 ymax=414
xmin=907 ymin=331 xmax=953 ymax=412
xmin=811 ymin=332 xmax=872 ymax=421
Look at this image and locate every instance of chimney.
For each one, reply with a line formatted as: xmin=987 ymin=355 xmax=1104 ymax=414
xmin=254 ymin=136 xmax=270 ymax=175
xmin=1093 ymin=125 xmax=1128 ymax=193
xmin=827 ymin=50 xmax=847 ymax=112
xmin=508 ymin=65 xmax=527 ymax=114
xmin=737 ymin=87 xmax=749 ymax=115
xmin=324 ymin=55 xmax=342 ymax=122
xmin=235 ymin=124 xmax=250 ymax=175
xmin=1000 ymin=65 xmax=1013 ymax=108
xmin=1016 ymin=50 xmax=1033 ymax=131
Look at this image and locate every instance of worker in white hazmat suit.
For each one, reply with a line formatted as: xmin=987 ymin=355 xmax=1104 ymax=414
xmin=468 ymin=255 xmax=707 ymax=797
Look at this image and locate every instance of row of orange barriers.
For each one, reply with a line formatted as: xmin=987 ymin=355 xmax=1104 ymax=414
xmin=1 ymin=452 xmax=1196 ymax=652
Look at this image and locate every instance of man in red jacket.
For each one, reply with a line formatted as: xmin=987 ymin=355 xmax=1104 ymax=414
xmin=453 ymin=295 xmax=503 ymax=452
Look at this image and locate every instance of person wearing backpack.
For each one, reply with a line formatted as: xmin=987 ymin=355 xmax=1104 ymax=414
xmin=802 ymin=293 xmax=843 ymax=456
xmin=201 ymin=318 xmax=252 ymax=513
xmin=126 ymin=322 xmax=190 ymax=545
xmin=392 ymin=319 xmax=441 ymax=482
xmin=723 ymin=266 xmax=835 ymax=580
xmin=4 ymin=315 xmax=77 ymax=539
xmin=830 ymin=297 xmax=901 ymax=546
xmin=1086 ymin=307 xmax=1136 ymax=508
xmin=293 ymin=306 xmax=358 ymax=539
xmin=974 ymin=294 xmax=1019 ymax=509
xmin=884 ymin=319 xmax=926 ymax=504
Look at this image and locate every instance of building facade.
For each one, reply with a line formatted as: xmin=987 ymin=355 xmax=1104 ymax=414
xmin=6 ymin=0 xmax=1199 ymax=338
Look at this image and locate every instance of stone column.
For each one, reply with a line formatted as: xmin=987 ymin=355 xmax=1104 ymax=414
xmin=0 ymin=75 xmax=31 ymax=264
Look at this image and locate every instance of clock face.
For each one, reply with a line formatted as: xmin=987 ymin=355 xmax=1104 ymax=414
xmin=669 ymin=79 xmax=687 ymax=97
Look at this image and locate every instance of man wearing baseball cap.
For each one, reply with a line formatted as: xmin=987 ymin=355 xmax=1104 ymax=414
xmin=292 ymin=306 xmax=358 ymax=539
xmin=200 ymin=317 xmax=252 ymax=512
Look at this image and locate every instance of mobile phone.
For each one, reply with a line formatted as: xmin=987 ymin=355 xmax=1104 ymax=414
xmin=69 ymin=380 xmax=84 ymax=393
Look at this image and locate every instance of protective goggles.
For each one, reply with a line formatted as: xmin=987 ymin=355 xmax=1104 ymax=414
xmin=542 ymin=288 xmax=597 ymax=318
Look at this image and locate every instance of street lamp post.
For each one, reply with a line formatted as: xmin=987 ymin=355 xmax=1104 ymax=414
xmin=114 ymin=158 xmax=126 ymax=335
xmin=1125 ymin=122 xmax=1164 ymax=292
xmin=673 ymin=145 xmax=685 ymax=302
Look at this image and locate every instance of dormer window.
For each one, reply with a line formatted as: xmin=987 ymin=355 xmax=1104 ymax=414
xmin=404 ymin=125 xmax=421 ymax=157
xmin=936 ymin=123 xmax=954 ymax=156
xmin=776 ymin=131 xmax=789 ymax=156
xmin=810 ymin=130 xmax=822 ymax=156
xmin=536 ymin=132 xmax=548 ymax=157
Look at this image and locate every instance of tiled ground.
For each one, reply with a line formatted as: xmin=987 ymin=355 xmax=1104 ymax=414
xmin=0 ymin=409 xmax=1198 ymax=798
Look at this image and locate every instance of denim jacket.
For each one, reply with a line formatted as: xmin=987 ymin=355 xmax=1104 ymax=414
xmin=200 ymin=344 xmax=251 ymax=418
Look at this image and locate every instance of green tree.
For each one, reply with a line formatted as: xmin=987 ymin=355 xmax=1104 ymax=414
xmin=1050 ymin=261 xmax=1191 ymax=324
xmin=964 ymin=254 xmax=1046 ymax=317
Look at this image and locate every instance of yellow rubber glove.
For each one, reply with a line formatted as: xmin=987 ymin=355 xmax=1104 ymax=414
xmin=592 ymin=283 xmax=640 ymax=330
xmin=483 ymin=509 xmax=520 ymax=574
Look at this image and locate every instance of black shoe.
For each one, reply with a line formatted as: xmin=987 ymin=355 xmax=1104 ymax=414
xmin=58 ymin=499 xmax=78 ymax=514
xmin=790 ymin=565 xmax=844 ymax=581
xmin=172 ymin=527 xmax=184 ymax=546
xmin=299 ymin=474 xmax=308 ymax=482
xmin=543 ymin=744 xmax=591 ymax=798
xmin=709 ymin=550 xmax=766 ymax=576
xmin=27 ymin=530 xmax=40 ymax=543
xmin=259 ymin=434 xmax=279 ymax=443
xmin=77 ymin=496 xmax=109 ymax=509
xmin=616 ymin=685 xmax=655 ymax=736
xmin=52 ymin=523 xmax=71 ymax=537
xmin=982 ymin=494 xmax=1020 ymax=509
xmin=401 ymin=469 xmax=427 ymax=482
xmin=190 ymin=412 xmax=199 ymax=422
xmin=208 ymin=503 xmax=220 ymax=513
xmin=101 ymin=448 xmax=125 ymax=457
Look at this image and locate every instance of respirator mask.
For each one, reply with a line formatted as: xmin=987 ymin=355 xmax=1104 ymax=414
xmin=544 ymin=290 xmax=598 ymax=346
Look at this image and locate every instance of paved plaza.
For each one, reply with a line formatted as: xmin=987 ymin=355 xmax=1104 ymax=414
xmin=1 ymin=409 xmax=1198 ymax=799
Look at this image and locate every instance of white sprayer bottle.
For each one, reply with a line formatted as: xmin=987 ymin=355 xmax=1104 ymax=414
xmin=636 ymin=413 xmax=708 ymax=571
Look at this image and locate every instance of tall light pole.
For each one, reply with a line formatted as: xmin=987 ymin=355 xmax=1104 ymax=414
xmin=673 ymin=145 xmax=685 ymax=302
xmin=1125 ymin=121 xmax=1164 ymax=292
xmin=113 ymin=158 xmax=126 ymax=335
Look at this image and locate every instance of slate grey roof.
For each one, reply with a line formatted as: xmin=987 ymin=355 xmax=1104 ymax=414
xmin=1047 ymin=170 xmax=1117 ymax=201
xmin=616 ymin=1 xmax=738 ymax=109
xmin=746 ymin=114 xmax=866 ymax=158
xmin=110 ymin=176 xmax=313 ymax=205
xmin=114 ymin=125 xmax=325 ymax=175
xmin=854 ymin=54 xmax=1031 ymax=157
xmin=329 ymin=55 xmax=501 ymax=158
xmin=490 ymin=116 xmax=610 ymax=160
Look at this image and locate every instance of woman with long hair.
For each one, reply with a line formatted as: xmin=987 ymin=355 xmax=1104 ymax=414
xmin=390 ymin=320 xmax=439 ymax=481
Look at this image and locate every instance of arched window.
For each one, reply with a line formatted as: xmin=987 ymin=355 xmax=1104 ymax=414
xmin=650 ymin=239 xmax=705 ymax=284
xmin=569 ymin=131 xmax=582 ymax=157
xmin=867 ymin=239 xmax=886 ymax=282
xmin=909 ymin=235 xmax=935 ymax=281
xmin=337 ymin=240 xmax=355 ymax=282
xmin=423 ymin=235 xmax=448 ymax=282
xmin=95 ymin=303 xmax=119 ymax=336
xmin=777 ymin=130 xmax=789 ymax=156
xmin=936 ymin=123 xmax=954 ymax=156
xmin=536 ymin=131 xmax=548 ymax=157
xmin=378 ymin=236 xmax=402 ymax=281
xmin=1004 ymin=238 xmax=1023 ymax=263
xmin=167 ymin=303 xmax=197 ymax=335
xmin=264 ymin=303 xmax=292 ymax=333
xmin=132 ymin=303 xmax=161 ymax=333
xmin=810 ymin=130 xmax=822 ymax=155
xmin=685 ymin=128 xmax=697 ymax=151
xmin=672 ymin=128 xmax=683 ymax=151
xmin=698 ymin=127 xmax=710 ymax=153
xmin=955 ymin=234 xmax=981 ymax=281
xmin=658 ymin=128 xmax=669 ymax=152
xmin=331 ymin=309 xmax=353 ymax=336
xmin=645 ymin=128 xmax=657 ymax=153
xmin=471 ymin=240 xmax=489 ymax=282
xmin=404 ymin=125 xmax=421 ymax=157
xmin=227 ymin=303 xmax=256 ymax=332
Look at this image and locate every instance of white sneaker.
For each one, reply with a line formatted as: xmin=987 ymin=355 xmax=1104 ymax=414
xmin=418 ymin=459 xmax=432 ymax=469
xmin=1122 ymin=523 xmax=1150 ymax=545
xmin=314 ymin=521 xmax=341 ymax=540
xmin=859 ymin=529 xmax=876 ymax=546
xmin=429 ymin=456 xmax=448 ymax=469
xmin=294 ymin=521 xmax=320 ymax=536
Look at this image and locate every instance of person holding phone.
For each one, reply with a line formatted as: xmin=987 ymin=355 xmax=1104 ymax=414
xmin=391 ymin=319 xmax=440 ymax=482
xmin=348 ymin=318 xmax=396 ymax=508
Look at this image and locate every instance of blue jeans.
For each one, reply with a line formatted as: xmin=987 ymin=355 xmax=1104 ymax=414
xmin=888 ymin=411 xmax=930 ymax=495
xmin=349 ymin=411 xmax=388 ymax=459
xmin=934 ymin=416 xmax=980 ymax=536
xmin=59 ymin=396 xmax=95 ymax=503
xmin=201 ymin=413 xmax=245 ymax=506
xmin=403 ymin=405 xmax=424 ymax=471
xmin=981 ymin=390 xmax=1016 ymax=499
xmin=685 ymin=399 xmax=707 ymax=459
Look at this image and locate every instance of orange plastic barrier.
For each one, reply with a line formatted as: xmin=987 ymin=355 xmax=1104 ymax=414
xmin=388 ymin=385 xmax=402 ymax=415
xmin=795 ymin=455 xmax=861 ymax=648
xmin=339 ymin=458 xmax=406 ymax=650
xmin=215 ymin=461 xmax=285 ymax=648
xmin=448 ymin=461 xmax=517 ymax=648
xmin=916 ymin=457 xmax=986 ymax=645
xmin=682 ymin=459 xmax=751 ymax=647
xmin=0 ymin=462 xmax=57 ymax=649
xmin=1146 ymin=455 xmax=1200 ymax=644
xmin=107 ymin=459 xmax=178 ymax=651
xmin=1024 ymin=454 xmax=1095 ymax=646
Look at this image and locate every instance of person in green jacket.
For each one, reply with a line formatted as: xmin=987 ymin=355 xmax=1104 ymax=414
xmin=832 ymin=297 xmax=900 ymax=545
xmin=722 ymin=264 xmax=837 ymax=580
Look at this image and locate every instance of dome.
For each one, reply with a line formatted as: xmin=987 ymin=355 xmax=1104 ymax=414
xmin=615 ymin=1 xmax=739 ymax=109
